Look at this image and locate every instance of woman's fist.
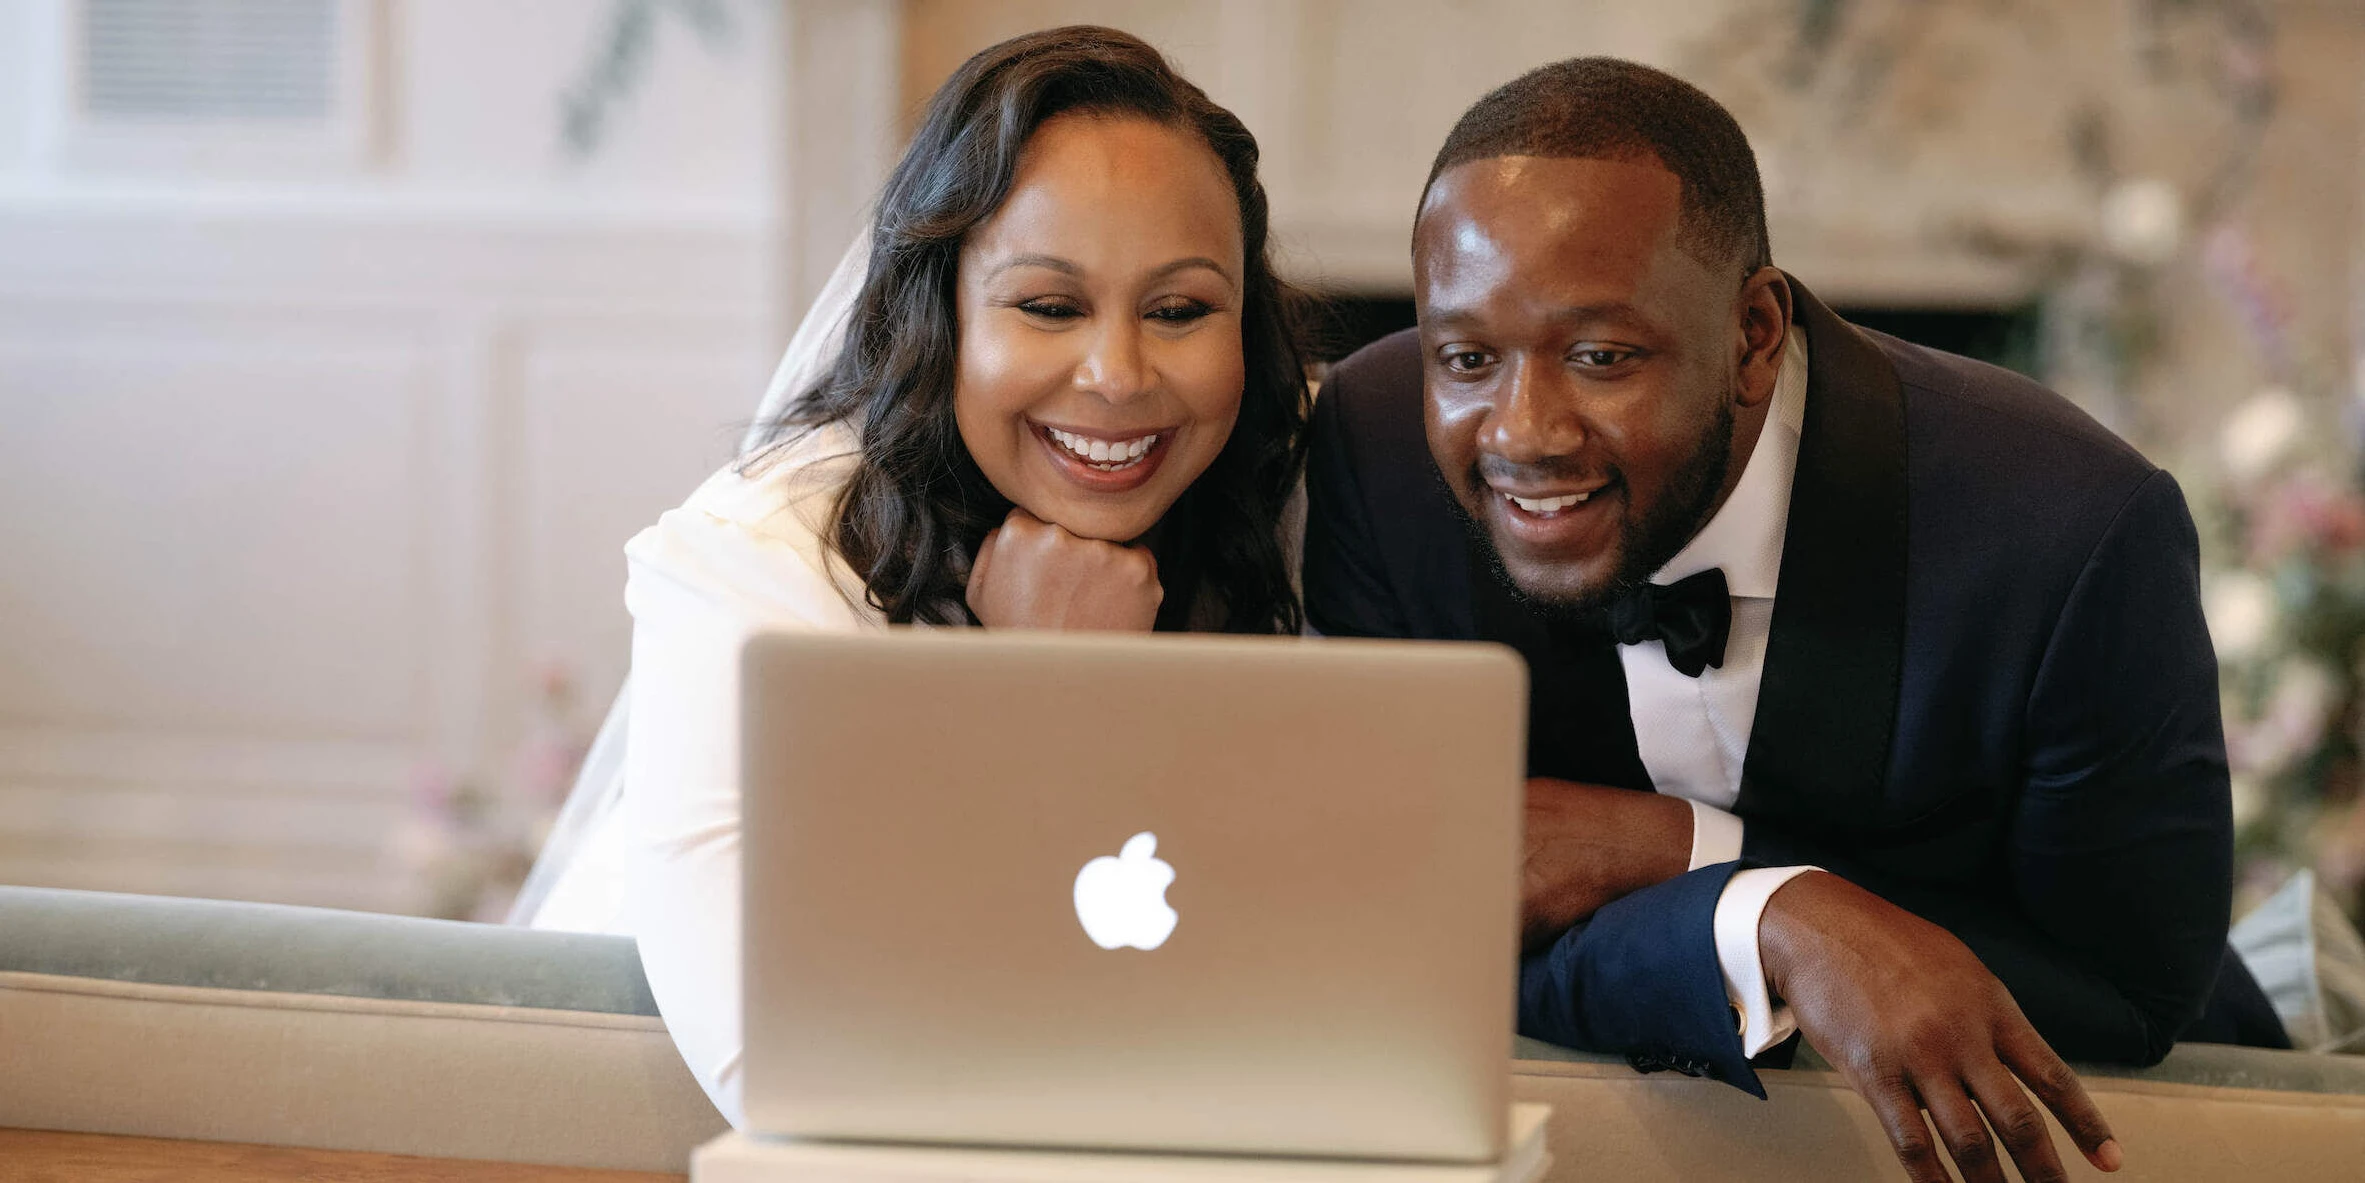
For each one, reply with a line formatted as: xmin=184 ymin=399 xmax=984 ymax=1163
xmin=966 ymin=508 xmax=1163 ymax=632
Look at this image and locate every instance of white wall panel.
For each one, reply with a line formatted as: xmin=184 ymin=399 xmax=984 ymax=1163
xmin=511 ymin=312 xmax=777 ymax=727
xmin=0 ymin=302 xmax=433 ymax=738
xmin=0 ymin=0 xmax=812 ymax=911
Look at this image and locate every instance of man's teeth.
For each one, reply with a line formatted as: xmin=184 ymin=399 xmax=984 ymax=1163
xmin=1505 ymin=491 xmax=1592 ymax=514
xmin=1047 ymin=427 xmax=1159 ymax=469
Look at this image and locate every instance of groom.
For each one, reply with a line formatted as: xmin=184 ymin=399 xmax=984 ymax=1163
xmin=1304 ymin=58 xmax=2286 ymax=1183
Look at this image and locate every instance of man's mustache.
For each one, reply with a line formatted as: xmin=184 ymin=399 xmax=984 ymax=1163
xmin=1472 ymin=456 xmax=1616 ymax=488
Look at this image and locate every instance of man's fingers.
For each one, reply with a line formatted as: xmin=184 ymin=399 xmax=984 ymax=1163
xmin=1965 ymin=1064 xmax=2067 ymax=1183
xmin=1864 ymin=1081 xmax=1953 ymax=1183
xmin=2003 ymin=1027 xmax=2121 ymax=1171
xmin=1920 ymin=1081 xmax=2009 ymax=1183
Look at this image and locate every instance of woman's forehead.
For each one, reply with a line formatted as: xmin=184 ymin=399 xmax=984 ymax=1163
xmin=967 ymin=114 xmax=1243 ymax=276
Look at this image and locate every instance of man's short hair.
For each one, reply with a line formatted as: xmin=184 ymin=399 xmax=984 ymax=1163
xmin=1421 ymin=58 xmax=1772 ymax=277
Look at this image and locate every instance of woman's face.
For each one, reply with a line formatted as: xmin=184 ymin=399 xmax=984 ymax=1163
xmin=954 ymin=113 xmax=1247 ymax=543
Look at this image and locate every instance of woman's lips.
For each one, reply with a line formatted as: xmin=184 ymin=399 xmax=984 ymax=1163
xmin=1032 ymin=422 xmax=1175 ymax=494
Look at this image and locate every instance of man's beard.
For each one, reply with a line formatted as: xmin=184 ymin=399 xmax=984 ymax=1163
xmin=1450 ymin=395 xmax=1735 ymax=623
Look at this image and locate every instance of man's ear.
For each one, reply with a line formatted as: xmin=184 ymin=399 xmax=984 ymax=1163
xmin=1735 ymin=267 xmax=1792 ymax=409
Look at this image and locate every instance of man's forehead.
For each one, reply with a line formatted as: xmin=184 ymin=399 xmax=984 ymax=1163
xmin=1418 ymin=154 xmax=1683 ymax=235
xmin=1415 ymin=156 xmax=1687 ymax=303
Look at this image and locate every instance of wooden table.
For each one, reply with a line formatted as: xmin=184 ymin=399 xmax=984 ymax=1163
xmin=0 ymin=1129 xmax=686 ymax=1183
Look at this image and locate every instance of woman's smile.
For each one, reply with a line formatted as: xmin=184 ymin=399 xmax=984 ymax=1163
xmin=1032 ymin=421 xmax=1178 ymax=493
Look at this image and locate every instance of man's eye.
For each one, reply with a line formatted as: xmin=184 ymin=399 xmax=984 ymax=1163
xmin=1147 ymin=300 xmax=1211 ymax=324
xmin=1443 ymin=350 xmax=1492 ymax=373
xmin=1571 ymin=348 xmax=1631 ymax=368
xmin=1020 ymin=300 xmax=1083 ymax=320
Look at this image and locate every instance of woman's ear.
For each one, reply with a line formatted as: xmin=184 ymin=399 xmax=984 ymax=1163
xmin=1735 ymin=267 xmax=1793 ymax=409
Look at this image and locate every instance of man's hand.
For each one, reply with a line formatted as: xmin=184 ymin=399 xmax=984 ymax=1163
xmin=966 ymin=508 xmax=1163 ymax=632
xmin=1520 ymin=778 xmax=1692 ymax=952
xmin=1761 ymin=871 xmax=2123 ymax=1183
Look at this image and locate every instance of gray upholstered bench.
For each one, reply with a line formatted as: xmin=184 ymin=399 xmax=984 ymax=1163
xmin=5 ymin=886 xmax=2362 ymax=1178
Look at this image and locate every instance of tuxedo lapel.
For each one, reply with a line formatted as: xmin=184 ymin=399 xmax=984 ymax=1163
xmin=1735 ymin=278 xmax=1908 ymax=832
xmin=1467 ymin=541 xmax=1655 ymax=793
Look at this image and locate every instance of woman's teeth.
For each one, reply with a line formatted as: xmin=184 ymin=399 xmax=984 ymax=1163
xmin=1047 ymin=427 xmax=1159 ymax=470
xmin=1505 ymin=491 xmax=1592 ymax=514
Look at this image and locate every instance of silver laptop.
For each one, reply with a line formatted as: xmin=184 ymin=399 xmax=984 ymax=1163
xmin=739 ymin=629 xmax=1525 ymax=1162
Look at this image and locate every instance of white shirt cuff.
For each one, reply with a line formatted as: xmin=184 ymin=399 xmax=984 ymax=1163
xmin=1685 ymin=799 xmax=1745 ymax=871
xmin=1714 ymin=865 xmax=1822 ymax=1057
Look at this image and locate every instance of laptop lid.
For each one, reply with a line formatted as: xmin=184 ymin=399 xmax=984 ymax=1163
xmin=740 ymin=629 xmax=1525 ymax=1161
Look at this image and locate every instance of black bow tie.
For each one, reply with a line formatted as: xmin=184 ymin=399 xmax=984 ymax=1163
xmin=1603 ymin=568 xmax=1732 ymax=678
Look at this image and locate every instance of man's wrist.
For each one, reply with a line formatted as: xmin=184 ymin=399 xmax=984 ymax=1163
xmin=1754 ymin=867 xmax=1836 ymax=1003
xmin=1686 ymin=799 xmax=1745 ymax=870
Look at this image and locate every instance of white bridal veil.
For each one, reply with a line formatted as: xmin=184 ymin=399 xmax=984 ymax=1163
xmin=509 ymin=233 xmax=874 ymax=925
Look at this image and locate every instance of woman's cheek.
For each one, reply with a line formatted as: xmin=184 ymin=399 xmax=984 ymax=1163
xmin=956 ymin=323 xmax=1062 ymax=458
xmin=1155 ymin=323 xmax=1236 ymax=405
xmin=1172 ymin=329 xmax=1247 ymax=465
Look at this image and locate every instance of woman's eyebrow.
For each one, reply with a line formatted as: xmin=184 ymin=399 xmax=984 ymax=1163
xmin=986 ymin=253 xmax=1237 ymax=289
xmin=1147 ymin=256 xmax=1237 ymax=289
xmin=988 ymin=253 xmax=1081 ymax=279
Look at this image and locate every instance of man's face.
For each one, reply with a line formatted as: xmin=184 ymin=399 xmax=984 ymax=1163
xmin=1415 ymin=155 xmax=1749 ymax=611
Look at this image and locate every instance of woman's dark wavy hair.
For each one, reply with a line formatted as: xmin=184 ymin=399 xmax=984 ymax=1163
xmin=755 ymin=25 xmax=1310 ymax=633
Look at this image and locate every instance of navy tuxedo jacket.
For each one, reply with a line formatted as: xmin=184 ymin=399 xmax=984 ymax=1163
xmin=1303 ymin=280 xmax=2284 ymax=1094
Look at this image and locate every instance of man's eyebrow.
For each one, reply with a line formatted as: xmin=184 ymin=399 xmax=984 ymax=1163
xmin=1421 ymin=302 xmax=1649 ymax=332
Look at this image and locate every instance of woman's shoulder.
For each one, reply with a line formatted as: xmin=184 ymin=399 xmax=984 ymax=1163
xmin=678 ymin=420 xmax=862 ymax=545
xmin=624 ymin=419 xmax=877 ymax=628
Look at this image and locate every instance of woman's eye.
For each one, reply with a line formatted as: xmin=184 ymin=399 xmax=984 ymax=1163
xmin=1146 ymin=300 xmax=1212 ymax=324
xmin=1019 ymin=300 xmax=1083 ymax=320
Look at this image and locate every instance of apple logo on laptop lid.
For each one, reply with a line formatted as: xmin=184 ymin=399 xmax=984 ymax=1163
xmin=1073 ymin=831 xmax=1178 ymax=950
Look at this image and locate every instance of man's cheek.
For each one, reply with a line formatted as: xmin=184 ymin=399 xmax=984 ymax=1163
xmin=1423 ymin=400 xmax=1487 ymax=492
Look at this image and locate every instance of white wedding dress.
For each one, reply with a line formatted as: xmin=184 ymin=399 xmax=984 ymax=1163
xmin=513 ymin=234 xmax=876 ymax=1128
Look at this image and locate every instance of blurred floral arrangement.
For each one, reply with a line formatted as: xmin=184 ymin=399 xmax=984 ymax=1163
xmin=2204 ymin=392 xmax=2365 ymax=924
xmin=1699 ymin=1 xmax=2365 ymax=922
xmin=391 ymin=666 xmax=595 ymax=922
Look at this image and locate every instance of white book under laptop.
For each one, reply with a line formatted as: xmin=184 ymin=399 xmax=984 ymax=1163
xmin=731 ymin=629 xmax=1530 ymax=1167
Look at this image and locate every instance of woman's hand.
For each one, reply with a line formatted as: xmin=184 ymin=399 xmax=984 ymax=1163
xmin=966 ymin=508 xmax=1164 ymax=632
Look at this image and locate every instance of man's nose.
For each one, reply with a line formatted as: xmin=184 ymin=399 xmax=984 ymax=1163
xmin=1485 ymin=358 xmax=1585 ymax=462
xmin=1073 ymin=319 xmax=1153 ymax=404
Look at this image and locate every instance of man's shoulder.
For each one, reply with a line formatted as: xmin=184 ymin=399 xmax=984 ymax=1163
xmin=1872 ymin=329 xmax=2155 ymax=490
xmin=1859 ymin=328 xmax=2182 ymax=585
xmin=1313 ymin=326 xmax=1449 ymax=516
xmin=1322 ymin=327 xmax=1428 ymax=440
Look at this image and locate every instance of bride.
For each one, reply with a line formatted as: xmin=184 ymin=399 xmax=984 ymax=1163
xmin=526 ymin=26 xmax=1314 ymax=1126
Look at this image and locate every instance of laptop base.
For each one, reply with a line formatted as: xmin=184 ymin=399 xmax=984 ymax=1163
xmin=695 ymin=1104 xmax=1550 ymax=1183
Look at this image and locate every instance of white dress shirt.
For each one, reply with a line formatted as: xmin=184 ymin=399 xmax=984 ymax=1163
xmin=1621 ymin=325 xmax=1819 ymax=1057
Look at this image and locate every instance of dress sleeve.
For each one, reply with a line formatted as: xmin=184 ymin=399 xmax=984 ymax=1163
xmin=619 ymin=486 xmax=870 ymax=1128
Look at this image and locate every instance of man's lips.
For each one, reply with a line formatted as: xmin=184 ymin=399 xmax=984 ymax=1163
xmin=1487 ymin=482 xmax=1612 ymax=517
xmin=1483 ymin=477 xmax=1620 ymax=551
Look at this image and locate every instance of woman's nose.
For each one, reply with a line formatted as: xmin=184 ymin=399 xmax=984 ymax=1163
xmin=1072 ymin=320 xmax=1152 ymax=403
